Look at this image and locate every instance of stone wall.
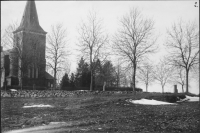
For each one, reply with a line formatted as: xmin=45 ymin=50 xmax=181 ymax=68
xmin=1 ymin=90 xmax=137 ymax=98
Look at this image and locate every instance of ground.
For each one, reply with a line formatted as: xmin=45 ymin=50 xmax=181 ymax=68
xmin=1 ymin=92 xmax=200 ymax=133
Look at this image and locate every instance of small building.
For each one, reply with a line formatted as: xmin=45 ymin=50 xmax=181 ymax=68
xmin=1 ymin=1 xmax=53 ymax=90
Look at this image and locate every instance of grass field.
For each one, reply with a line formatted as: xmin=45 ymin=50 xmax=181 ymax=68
xmin=1 ymin=92 xmax=200 ymax=133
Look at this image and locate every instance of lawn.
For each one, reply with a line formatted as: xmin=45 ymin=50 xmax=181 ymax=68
xmin=1 ymin=92 xmax=200 ymax=133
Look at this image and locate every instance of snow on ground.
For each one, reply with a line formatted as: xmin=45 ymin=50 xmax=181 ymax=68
xmin=9 ymin=89 xmax=17 ymax=91
xmin=185 ymin=95 xmax=199 ymax=102
xmin=177 ymin=95 xmax=199 ymax=102
xmin=49 ymin=122 xmax=67 ymax=125
xmin=126 ymin=99 xmax=177 ymax=105
xmin=23 ymin=104 xmax=53 ymax=108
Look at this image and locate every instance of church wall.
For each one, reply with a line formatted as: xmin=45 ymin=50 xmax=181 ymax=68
xmin=11 ymin=31 xmax=47 ymax=87
xmin=9 ymin=50 xmax=19 ymax=78
xmin=22 ymin=31 xmax=46 ymax=87
xmin=4 ymin=55 xmax=10 ymax=77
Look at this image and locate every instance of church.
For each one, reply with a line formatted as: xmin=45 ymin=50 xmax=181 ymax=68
xmin=1 ymin=1 xmax=54 ymax=89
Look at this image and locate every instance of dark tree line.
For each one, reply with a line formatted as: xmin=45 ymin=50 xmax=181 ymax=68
xmin=60 ymin=57 xmax=117 ymax=90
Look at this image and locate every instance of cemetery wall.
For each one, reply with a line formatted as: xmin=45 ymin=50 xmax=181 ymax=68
xmin=1 ymin=90 xmax=138 ymax=98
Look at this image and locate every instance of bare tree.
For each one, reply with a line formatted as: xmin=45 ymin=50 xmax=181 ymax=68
xmin=137 ymin=62 xmax=154 ymax=92
xmin=166 ymin=21 xmax=199 ymax=93
xmin=113 ymin=8 xmax=157 ymax=93
xmin=172 ymin=67 xmax=186 ymax=93
xmin=2 ymin=21 xmax=19 ymax=50
xmin=46 ymin=23 xmax=69 ymax=89
xmin=77 ymin=11 xmax=108 ymax=91
xmin=154 ymin=59 xmax=174 ymax=93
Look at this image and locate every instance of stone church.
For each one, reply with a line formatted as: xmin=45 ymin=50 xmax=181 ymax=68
xmin=1 ymin=1 xmax=54 ymax=89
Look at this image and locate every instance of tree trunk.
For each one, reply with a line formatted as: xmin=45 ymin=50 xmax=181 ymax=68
xmin=146 ymin=84 xmax=148 ymax=92
xmin=117 ymin=76 xmax=119 ymax=87
xmin=132 ymin=63 xmax=136 ymax=94
xmin=53 ymin=70 xmax=57 ymax=90
xmin=19 ymin=71 xmax=23 ymax=90
xmin=0 ymin=46 xmax=1 ymax=89
xmin=186 ymin=69 xmax=189 ymax=93
xmin=181 ymin=84 xmax=184 ymax=93
xmin=20 ymin=78 xmax=23 ymax=90
xmin=162 ymin=85 xmax=164 ymax=93
xmin=103 ymin=81 xmax=106 ymax=91
xmin=90 ymin=70 xmax=93 ymax=91
xmin=90 ymin=52 xmax=93 ymax=91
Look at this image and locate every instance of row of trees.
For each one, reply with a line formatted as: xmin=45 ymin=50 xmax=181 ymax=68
xmin=1 ymin=7 xmax=199 ymax=93
xmin=60 ymin=56 xmax=197 ymax=93
xmin=60 ymin=57 xmax=117 ymax=89
xmin=76 ymin=8 xmax=199 ymax=93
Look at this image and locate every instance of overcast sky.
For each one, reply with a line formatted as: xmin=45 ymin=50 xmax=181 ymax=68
xmin=1 ymin=1 xmax=199 ymax=93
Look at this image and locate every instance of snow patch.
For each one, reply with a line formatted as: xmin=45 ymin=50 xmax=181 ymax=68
xmin=126 ymin=98 xmax=177 ymax=105
xmin=177 ymin=95 xmax=199 ymax=102
xmin=23 ymin=104 xmax=53 ymax=108
xmin=185 ymin=95 xmax=199 ymax=102
xmin=77 ymin=90 xmax=88 ymax=91
xmin=10 ymin=89 xmax=17 ymax=91
xmin=49 ymin=122 xmax=67 ymax=125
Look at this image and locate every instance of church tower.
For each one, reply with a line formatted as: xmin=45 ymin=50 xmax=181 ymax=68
xmin=11 ymin=0 xmax=47 ymax=87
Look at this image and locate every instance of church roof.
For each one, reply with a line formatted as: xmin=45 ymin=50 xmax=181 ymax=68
xmin=45 ymin=72 xmax=54 ymax=80
xmin=13 ymin=0 xmax=47 ymax=34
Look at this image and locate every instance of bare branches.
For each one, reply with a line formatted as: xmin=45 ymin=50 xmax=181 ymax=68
xmin=77 ymin=11 xmax=109 ymax=91
xmin=153 ymin=58 xmax=174 ymax=93
xmin=165 ymin=20 xmax=199 ymax=93
xmin=172 ymin=67 xmax=186 ymax=93
xmin=46 ymin=23 xmax=69 ymax=88
xmin=1 ymin=21 xmax=19 ymax=50
xmin=112 ymin=7 xmax=157 ymax=91
xmin=137 ymin=62 xmax=154 ymax=92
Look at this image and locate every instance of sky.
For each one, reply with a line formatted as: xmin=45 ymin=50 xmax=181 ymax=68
xmin=1 ymin=1 xmax=199 ymax=94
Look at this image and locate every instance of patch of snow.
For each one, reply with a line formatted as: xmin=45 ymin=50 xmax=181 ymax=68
xmin=177 ymin=98 xmax=189 ymax=102
xmin=115 ymin=91 xmax=122 ymax=94
xmin=49 ymin=122 xmax=67 ymax=125
xmin=177 ymin=95 xmax=199 ymax=102
xmin=23 ymin=104 xmax=53 ymax=108
xmin=126 ymin=99 xmax=177 ymax=105
xmin=10 ymin=89 xmax=17 ymax=91
xmin=185 ymin=95 xmax=199 ymax=102
xmin=80 ymin=128 xmax=89 ymax=131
